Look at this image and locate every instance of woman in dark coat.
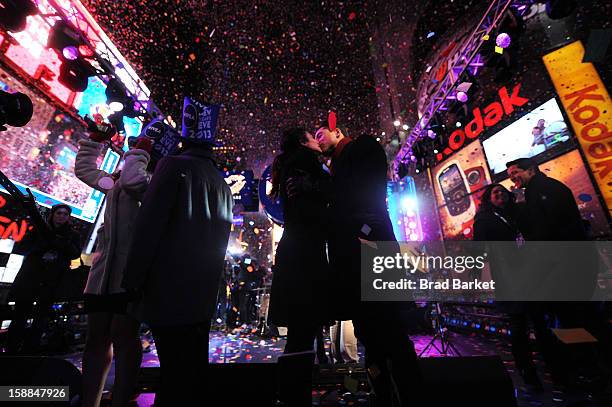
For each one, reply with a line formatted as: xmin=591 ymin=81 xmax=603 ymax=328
xmin=268 ymin=127 xmax=332 ymax=405
xmin=473 ymin=184 xmax=551 ymax=388
xmin=7 ymin=203 xmax=81 ymax=354
xmin=268 ymin=128 xmax=332 ymax=348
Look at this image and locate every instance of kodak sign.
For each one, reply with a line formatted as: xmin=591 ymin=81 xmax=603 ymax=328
xmin=436 ymin=83 xmax=529 ymax=161
xmin=543 ymin=41 xmax=612 ymax=216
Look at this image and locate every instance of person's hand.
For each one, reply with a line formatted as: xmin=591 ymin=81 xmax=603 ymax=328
xmin=85 ymin=115 xmax=116 ymax=142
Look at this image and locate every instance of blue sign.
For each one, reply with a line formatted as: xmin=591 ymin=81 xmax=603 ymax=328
xmin=181 ymin=96 xmax=220 ymax=144
xmin=141 ymin=119 xmax=181 ymax=161
xmin=224 ymin=170 xmax=256 ymax=211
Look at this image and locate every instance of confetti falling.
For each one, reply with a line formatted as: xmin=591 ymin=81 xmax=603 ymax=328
xmin=83 ymin=0 xmax=380 ymax=174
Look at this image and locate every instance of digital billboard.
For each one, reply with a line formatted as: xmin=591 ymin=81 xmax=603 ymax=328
xmin=483 ymin=97 xmax=572 ymax=175
xmin=432 ymin=140 xmax=492 ymax=240
xmin=0 ymin=68 xmax=119 ymax=222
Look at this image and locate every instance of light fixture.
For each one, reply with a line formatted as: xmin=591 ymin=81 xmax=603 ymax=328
xmin=62 ymin=46 xmax=79 ymax=61
xmin=401 ymin=196 xmax=416 ymax=212
xmin=0 ymin=0 xmax=37 ymax=33
xmin=402 ymin=124 xmax=409 ymax=130
xmin=78 ymin=45 xmax=95 ymax=57
xmin=109 ymin=101 xmax=124 ymax=112
xmin=456 ymin=91 xmax=468 ymax=103
xmin=496 ymin=33 xmax=512 ymax=49
xmin=456 ymin=121 xmax=462 ymax=127
xmin=58 ymin=61 xmax=95 ymax=92
xmin=393 ymin=120 xmax=401 ymax=127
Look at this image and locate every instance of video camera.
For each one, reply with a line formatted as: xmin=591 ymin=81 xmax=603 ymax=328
xmin=0 ymin=90 xmax=33 ymax=131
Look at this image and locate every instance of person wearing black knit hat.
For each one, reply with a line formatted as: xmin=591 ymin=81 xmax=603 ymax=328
xmin=7 ymin=201 xmax=81 ymax=354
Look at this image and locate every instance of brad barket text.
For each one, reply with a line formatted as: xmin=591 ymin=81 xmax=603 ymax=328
xmin=372 ymin=278 xmax=496 ymax=291
xmin=371 ymin=253 xmax=487 ymax=274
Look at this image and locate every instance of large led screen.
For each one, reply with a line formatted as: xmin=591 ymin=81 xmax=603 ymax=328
xmin=483 ymin=98 xmax=572 ymax=175
xmin=0 ymin=68 xmax=119 ymax=222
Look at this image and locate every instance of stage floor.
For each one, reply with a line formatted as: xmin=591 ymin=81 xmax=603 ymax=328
xmin=61 ymin=329 xmax=610 ymax=407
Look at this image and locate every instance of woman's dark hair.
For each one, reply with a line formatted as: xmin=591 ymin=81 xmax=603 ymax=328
xmin=269 ymin=127 xmax=309 ymax=198
xmin=477 ymin=183 xmax=515 ymax=214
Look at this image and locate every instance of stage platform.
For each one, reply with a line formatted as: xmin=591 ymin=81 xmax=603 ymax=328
xmin=55 ymin=329 xmax=611 ymax=407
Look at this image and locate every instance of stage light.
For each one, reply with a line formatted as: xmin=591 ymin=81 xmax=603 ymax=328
xmin=410 ymin=155 xmax=416 ymax=161
xmin=78 ymin=45 xmax=95 ymax=57
xmin=427 ymin=129 xmax=436 ymax=139
xmin=409 ymin=233 xmax=419 ymax=241
xmin=109 ymin=101 xmax=124 ymax=112
xmin=401 ymin=196 xmax=416 ymax=212
xmin=48 ymin=21 xmax=87 ymax=59
xmin=105 ymin=78 xmax=139 ymax=118
xmin=456 ymin=121 xmax=462 ymax=127
xmin=393 ymin=120 xmax=401 ymax=127
xmin=62 ymin=46 xmax=79 ymax=61
xmin=227 ymin=245 xmax=244 ymax=255
xmin=402 ymin=124 xmax=409 ymax=130
xmin=59 ymin=61 xmax=94 ymax=92
xmin=108 ymin=111 xmax=125 ymax=134
xmin=456 ymin=91 xmax=468 ymax=103
xmin=495 ymin=33 xmax=511 ymax=48
xmin=0 ymin=0 xmax=37 ymax=33
xmin=381 ymin=131 xmax=386 ymax=136
xmin=427 ymin=31 xmax=435 ymax=39
xmin=434 ymin=149 xmax=438 ymax=154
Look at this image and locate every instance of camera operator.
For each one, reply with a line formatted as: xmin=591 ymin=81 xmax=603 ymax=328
xmin=7 ymin=202 xmax=81 ymax=354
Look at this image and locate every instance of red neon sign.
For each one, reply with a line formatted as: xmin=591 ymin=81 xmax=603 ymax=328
xmin=436 ymin=83 xmax=529 ymax=161
xmin=0 ymin=195 xmax=30 ymax=243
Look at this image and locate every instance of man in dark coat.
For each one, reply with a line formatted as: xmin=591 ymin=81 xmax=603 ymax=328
xmin=507 ymin=157 xmax=598 ymax=386
xmin=314 ymin=126 xmax=421 ymax=406
xmin=506 ymin=157 xmax=586 ymax=242
xmin=506 ymin=157 xmax=595 ymax=301
xmin=122 ymin=139 xmax=233 ymax=406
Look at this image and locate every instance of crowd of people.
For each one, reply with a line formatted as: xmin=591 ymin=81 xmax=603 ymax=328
xmin=3 ymin=110 xmax=609 ymax=407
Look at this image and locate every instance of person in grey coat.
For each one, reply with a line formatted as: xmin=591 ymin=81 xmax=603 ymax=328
xmin=75 ymin=134 xmax=152 ymax=407
xmin=122 ymin=136 xmax=233 ymax=406
xmin=76 ymin=118 xmax=180 ymax=407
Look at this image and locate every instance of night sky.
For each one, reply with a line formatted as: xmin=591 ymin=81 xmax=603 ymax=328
xmin=83 ymin=0 xmax=382 ymax=174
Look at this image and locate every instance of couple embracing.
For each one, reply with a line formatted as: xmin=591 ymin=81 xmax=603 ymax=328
xmin=268 ymin=123 xmax=421 ymax=406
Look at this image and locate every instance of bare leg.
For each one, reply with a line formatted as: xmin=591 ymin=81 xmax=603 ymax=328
xmin=82 ymin=312 xmax=114 ymax=407
xmin=110 ymin=314 xmax=142 ymax=407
